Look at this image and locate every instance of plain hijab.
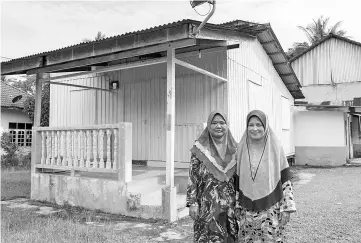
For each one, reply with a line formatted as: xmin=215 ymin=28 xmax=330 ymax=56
xmin=236 ymin=110 xmax=292 ymax=211
xmin=190 ymin=110 xmax=238 ymax=182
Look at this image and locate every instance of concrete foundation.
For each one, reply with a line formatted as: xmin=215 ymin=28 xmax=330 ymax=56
xmin=295 ymin=146 xmax=347 ymax=166
xmin=31 ymin=173 xmax=128 ymax=214
xmin=31 ymin=166 xmax=189 ymax=220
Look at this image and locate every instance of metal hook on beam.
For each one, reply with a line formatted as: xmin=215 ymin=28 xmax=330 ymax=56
xmin=191 ymin=0 xmax=216 ymax=36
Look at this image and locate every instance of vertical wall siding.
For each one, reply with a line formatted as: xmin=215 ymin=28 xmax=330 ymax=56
xmin=50 ymin=51 xmax=227 ymax=162
xmin=292 ymin=38 xmax=361 ymax=86
xmin=227 ymin=39 xmax=295 ymax=155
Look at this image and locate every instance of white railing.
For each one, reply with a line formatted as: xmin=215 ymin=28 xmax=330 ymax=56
xmin=31 ymin=123 xmax=132 ymax=183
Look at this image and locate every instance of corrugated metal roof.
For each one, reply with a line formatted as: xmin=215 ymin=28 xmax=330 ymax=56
xmin=1 ymin=19 xmax=198 ymax=63
xmin=1 ymin=81 xmax=30 ymax=109
xmin=220 ymin=20 xmax=304 ymax=99
xmin=290 ymin=34 xmax=361 ymax=62
xmin=1 ymin=18 xmax=304 ymax=98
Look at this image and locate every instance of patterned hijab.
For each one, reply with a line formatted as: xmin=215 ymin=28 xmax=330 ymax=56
xmin=190 ymin=110 xmax=238 ymax=182
xmin=236 ymin=110 xmax=292 ymax=211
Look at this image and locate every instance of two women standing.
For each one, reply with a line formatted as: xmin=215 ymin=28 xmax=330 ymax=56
xmin=187 ymin=110 xmax=296 ymax=242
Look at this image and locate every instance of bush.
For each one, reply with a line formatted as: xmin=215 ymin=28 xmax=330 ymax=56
xmin=1 ymin=132 xmax=19 ymax=156
xmin=19 ymin=152 xmax=32 ymax=169
xmin=1 ymin=133 xmax=31 ymax=169
xmin=1 ymin=154 xmax=20 ymax=168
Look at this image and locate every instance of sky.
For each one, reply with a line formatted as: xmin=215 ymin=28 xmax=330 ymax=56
xmin=1 ymin=0 xmax=361 ymax=61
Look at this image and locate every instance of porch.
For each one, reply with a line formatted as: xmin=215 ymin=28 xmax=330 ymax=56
xmin=30 ymin=123 xmax=192 ymax=220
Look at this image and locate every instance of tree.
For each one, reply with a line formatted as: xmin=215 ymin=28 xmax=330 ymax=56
xmin=82 ymin=31 xmax=106 ymax=43
xmin=298 ymin=15 xmax=347 ymax=44
xmin=287 ymin=16 xmax=348 ymax=58
xmin=23 ymin=81 xmax=50 ymax=127
xmin=2 ymin=74 xmax=50 ymax=127
xmin=286 ymin=42 xmax=309 ymax=59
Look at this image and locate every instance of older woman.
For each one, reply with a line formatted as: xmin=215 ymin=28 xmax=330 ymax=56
xmin=235 ymin=110 xmax=296 ymax=243
xmin=186 ymin=110 xmax=238 ymax=243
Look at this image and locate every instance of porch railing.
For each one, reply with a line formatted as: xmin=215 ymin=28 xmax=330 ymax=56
xmin=31 ymin=123 xmax=132 ymax=183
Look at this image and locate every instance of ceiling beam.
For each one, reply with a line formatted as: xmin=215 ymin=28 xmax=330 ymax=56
xmin=45 ymin=81 xmax=110 ymax=91
xmin=174 ymin=58 xmax=228 ymax=82
xmin=27 ymin=39 xmax=196 ymax=75
xmin=39 ymin=57 xmax=167 ymax=82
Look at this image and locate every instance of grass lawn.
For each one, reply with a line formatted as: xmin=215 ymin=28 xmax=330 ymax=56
xmin=1 ymin=204 xmax=194 ymax=243
xmin=1 ymin=167 xmax=361 ymax=242
xmin=1 ymin=170 xmax=31 ymax=200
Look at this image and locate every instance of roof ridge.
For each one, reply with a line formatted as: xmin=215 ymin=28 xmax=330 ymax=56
xmin=290 ymin=33 xmax=361 ymax=62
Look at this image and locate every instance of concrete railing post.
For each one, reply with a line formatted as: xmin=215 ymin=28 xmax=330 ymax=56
xmin=117 ymin=122 xmax=132 ymax=183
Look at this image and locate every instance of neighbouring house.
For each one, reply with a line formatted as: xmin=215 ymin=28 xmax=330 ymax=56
xmin=1 ymin=19 xmax=303 ymax=221
xmin=1 ymin=81 xmax=33 ymax=149
xmin=290 ymin=34 xmax=361 ymax=166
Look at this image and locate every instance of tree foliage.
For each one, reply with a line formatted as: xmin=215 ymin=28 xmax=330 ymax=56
xmin=286 ymin=42 xmax=310 ymax=59
xmin=2 ymin=74 xmax=50 ymax=127
xmin=287 ymin=16 xmax=348 ymax=58
xmin=298 ymin=15 xmax=347 ymax=44
xmin=1 ymin=132 xmax=19 ymax=156
xmin=82 ymin=31 xmax=106 ymax=43
xmin=23 ymin=83 xmax=50 ymax=127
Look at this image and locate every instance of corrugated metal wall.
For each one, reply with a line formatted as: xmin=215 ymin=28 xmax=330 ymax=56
xmin=50 ymin=51 xmax=227 ymax=162
xmin=50 ymin=40 xmax=295 ymax=161
xmin=292 ymin=38 xmax=361 ymax=86
xmin=227 ymin=39 xmax=295 ymax=155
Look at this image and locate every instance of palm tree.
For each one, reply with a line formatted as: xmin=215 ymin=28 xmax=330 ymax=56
xmin=82 ymin=31 xmax=106 ymax=43
xmin=298 ymin=16 xmax=347 ymax=44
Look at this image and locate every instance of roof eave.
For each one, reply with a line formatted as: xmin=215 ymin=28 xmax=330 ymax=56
xmin=1 ymin=21 xmax=194 ymax=75
xmin=258 ymin=26 xmax=304 ymax=99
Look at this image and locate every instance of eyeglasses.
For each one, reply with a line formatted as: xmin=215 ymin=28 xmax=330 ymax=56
xmin=211 ymin=121 xmax=226 ymax=126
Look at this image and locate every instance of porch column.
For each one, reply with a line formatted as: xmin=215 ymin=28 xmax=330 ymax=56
xmin=163 ymin=46 xmax=177 ymax=222
xmin=34 ymin=73 xmax=44 ymax=127
xmin=31 ymin=72 xmax=44 ymax=175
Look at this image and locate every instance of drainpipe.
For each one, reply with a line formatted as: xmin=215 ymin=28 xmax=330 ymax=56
xmin=192 ymin=0 xmax=216 ymax=36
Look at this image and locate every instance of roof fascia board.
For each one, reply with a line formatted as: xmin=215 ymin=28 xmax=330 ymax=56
xmin=195 ymin=26 xmax=255 ymax=42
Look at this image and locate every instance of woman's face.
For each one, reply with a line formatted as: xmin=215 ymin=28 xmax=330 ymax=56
xmin=247 ymin=116 xmax=265 ymax=140
xmin=209 ymin=114 xmax=227 ymax=139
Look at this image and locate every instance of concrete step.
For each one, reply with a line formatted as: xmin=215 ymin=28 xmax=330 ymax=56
xmin=176 ymin=193 xmax=189 ymax=220
xmin=138 ymin=185 xmax=164 ymax=206
xmin=176 ymin=193 xmax=187 ymax=209
xmin=158 ymin=175 xmax=188 ymax=194
xmin=177 ymin=207 xmax=189 ymax=220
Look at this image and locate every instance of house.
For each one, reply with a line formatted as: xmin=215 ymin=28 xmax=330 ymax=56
xmin=1 ymin=19 xmax=303 ymax=221
xmin=290 ymin=34 xmax=361 ymax=166
xmin=1 ymin=81 xmax=33 ymax=148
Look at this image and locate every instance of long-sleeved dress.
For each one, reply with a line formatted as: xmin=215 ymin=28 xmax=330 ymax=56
xmin=236 ymin=180 xmax=296 ymax=242
xmin=187 ymin=153 xmax=238 ymax=243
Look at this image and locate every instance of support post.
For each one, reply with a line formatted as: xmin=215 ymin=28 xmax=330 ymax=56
xmin=117 ymin=123 xmax=132 ymax=183
xmin=31 ymin=73 xmax=43 ymax=176
xmin=163 ymin=46 xmax=177 ymax=222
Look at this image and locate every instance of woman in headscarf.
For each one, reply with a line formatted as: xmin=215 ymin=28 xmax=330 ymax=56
xmin=235 ymin=110 xmax=296 ymax=243
xmin=186 ymin=110 xmax=238 ymax=243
